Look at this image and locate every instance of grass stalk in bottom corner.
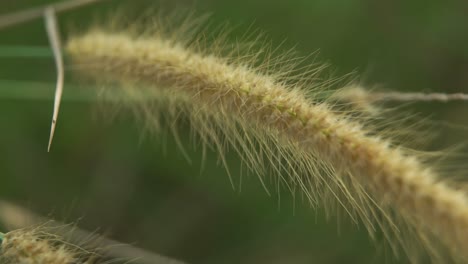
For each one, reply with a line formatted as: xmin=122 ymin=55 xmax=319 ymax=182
xmin=0 ymin=228 xmax=95 ymax=264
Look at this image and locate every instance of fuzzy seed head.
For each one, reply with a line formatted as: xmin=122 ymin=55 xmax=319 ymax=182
xmin=1 ymin=230 xmax=75 ymax=264
xmin=66 ymin=12 xmax=468 ymax=263
xmin=0 ymin=228 xmax=101 ymax=264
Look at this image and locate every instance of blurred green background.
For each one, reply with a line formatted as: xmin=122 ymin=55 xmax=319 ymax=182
xmin=0 ymin=0 xmax=467 ymax=263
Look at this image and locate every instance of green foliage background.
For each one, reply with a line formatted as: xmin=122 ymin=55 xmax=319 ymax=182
xmin=0 ymin=0 xmax=467 ymax=263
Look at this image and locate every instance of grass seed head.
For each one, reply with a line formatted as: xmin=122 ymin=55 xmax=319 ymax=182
xmin=0 ymin=227 xmax=101 ymax=264
xmin=66 ymin=10 xmax=468 ymax=263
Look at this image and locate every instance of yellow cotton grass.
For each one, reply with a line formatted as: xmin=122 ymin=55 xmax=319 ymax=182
xmin=66 ymin=16 xmax=468 ymax=262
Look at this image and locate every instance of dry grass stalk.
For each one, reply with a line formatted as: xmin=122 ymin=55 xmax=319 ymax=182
xmin=65 ymin=16 xmax=468 ymax=263
xmin=333 ymin=85 xmax=468 ymax=106
xmin=0 ymin=0 xmax=112 ymax=151
xmin=44 ymin=7 xmax=64 ymax=152
xmin=373 ymin=91 xmax=468 ymax=102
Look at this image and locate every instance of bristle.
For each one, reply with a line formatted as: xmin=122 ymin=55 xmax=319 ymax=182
xmin=66 ymin=13 xmax=468 ymax=263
